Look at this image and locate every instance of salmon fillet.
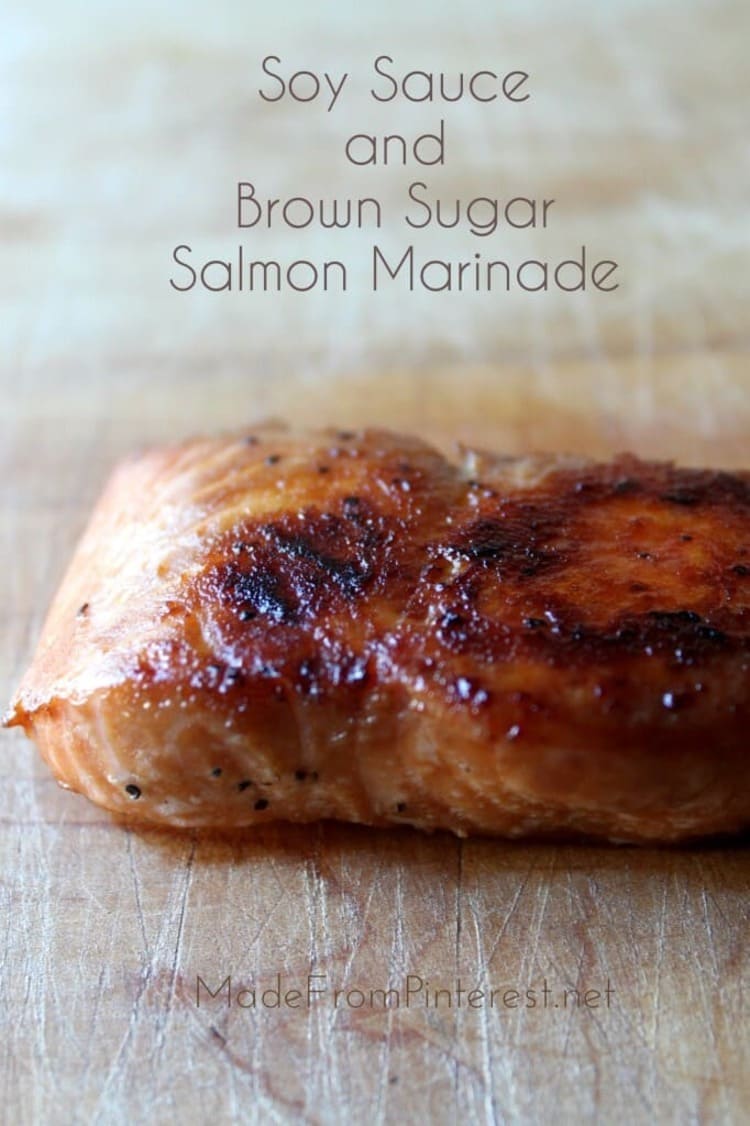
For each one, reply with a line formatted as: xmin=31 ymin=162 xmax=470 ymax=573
xmin=5 ymin=426 xmax=750 ymax=842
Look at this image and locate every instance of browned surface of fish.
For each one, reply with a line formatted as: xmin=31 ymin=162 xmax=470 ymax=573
xmin=5 ymin=426 xmax=750 ymax=841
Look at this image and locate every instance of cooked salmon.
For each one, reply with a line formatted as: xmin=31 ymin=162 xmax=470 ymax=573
xmin=5 ymin=426 xmax=750 ymax=841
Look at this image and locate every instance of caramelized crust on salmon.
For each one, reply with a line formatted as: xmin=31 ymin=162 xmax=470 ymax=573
xmin=5 ymin=427 xmax=750 ymax=841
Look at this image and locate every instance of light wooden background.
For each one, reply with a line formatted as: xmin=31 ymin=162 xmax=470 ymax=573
xmin=1 ymin=1 xmax=748 ymax=1123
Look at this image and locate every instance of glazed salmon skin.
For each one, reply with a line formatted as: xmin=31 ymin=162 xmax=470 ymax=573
xmin=5 ymin=426 xmax=750 ymax=842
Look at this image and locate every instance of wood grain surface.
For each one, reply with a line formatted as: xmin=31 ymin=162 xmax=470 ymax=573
xmin=1 ymin=1 xmax=749 ymax=1123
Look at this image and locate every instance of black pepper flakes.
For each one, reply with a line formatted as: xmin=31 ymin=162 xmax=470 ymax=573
xmin=76 ymin=602 xmax=90 ymax=617
xmin=237 ymin=780 xmax=253 ymax=792
xmin=125 ymin=784 xmax=141 ymax=799
xmin=697 ymin=624 xmax=727 ymax=643
xmin=396 ymin=802 xmax=407 ymax=813
xmin=294 ymin=769 xmax=308 ymax=781
xmin=254 ymin=798 xmax=269 ymax=811
xmin=265 ymin=454 xmax=281 ymax=466
xmin=210 ymin=767 xmax=222 ymax=778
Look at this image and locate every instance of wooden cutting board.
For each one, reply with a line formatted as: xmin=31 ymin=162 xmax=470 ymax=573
xmin=2 ymin=2 xmax=748 ymax=1122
